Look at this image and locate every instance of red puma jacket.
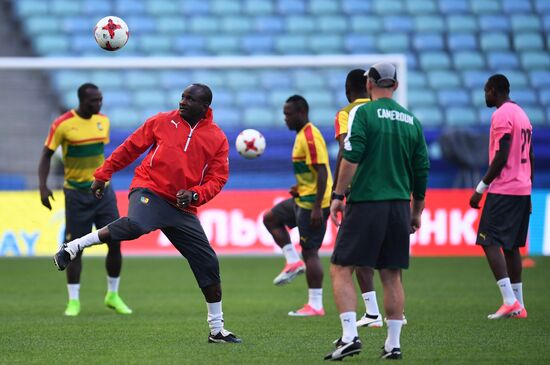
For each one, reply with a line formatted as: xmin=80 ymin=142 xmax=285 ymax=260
xmin=94 ymin=108 xmax=229 ymax=214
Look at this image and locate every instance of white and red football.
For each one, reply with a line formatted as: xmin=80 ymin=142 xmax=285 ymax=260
xmin=235 ymin=129 xmax=266 ymax=159
xmin=94 ymin=16 xmax=129 ymax=51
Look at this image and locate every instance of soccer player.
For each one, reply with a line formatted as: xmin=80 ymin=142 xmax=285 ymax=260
xmin=469 ymin=74 xmax=533 ymax=320
xmin=263 ymin=95 xmax=332 ymax=317
xmin=334 ymin=69 xmax=383 ymax=328
xmin=38 ymin=83 xmax=131 ymax=316
xmin=325 ymin=63 xmax=429 ymax=361
xmin=52 ymin=84 xmax=241 ymax=343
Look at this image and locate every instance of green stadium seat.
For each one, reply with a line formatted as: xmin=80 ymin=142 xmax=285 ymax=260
xmin=221 ymin=16 xmax=253 ymax=33
xmin=406 ymin=0 xmax=437 ymax=13
xmin=453 ymin=51 xmax=485 ymax=70
xmin=286 ymin=16 xmax=316 ymax=33
xmin=511 ymin=15 xmax=541 ymax=32
xmin=125 ymin=71 xmax=159 ymax=88
xmin=408 ymin=90 xmax=437 ymax=106
xmin=207 ymin=36 xmax=240 ymax=55
xmin=470 ymin=0 xmax=500 ymax=14
xmin=414 ymin=16 xmax=445 ymax=32
xmin=524 ymin=107 xmax=545 ymax=125
xmin=446 ymin=107 xmax=477 ymax=126
xmin=24 ymin=17 xmax=60 ymax=35
xmin=157 ymin=16 xmax=187 ymax=34
xmin=91 ymin=71 xmax=124 ymax=89
xmin=244 ymin=108 xmax=276 ymax=127
xmin=309 ymin=0 xmax=340 ymax=14
xmin=51 ymin=0 xmax=81 ymax=15
xmin=139 ymin=35 xmax=173 ymax=55
xmin=145 ymin=0 xmax=179 ymax=15
xmin=309 ymin=35 xmax=344 ymax=54
xmin=244 ymin=0 xmax=274 ymax=15
xmin=190 ymin=17 xmax=220 ymax=33
xmin=513 ymin=33 xmax=544 ymax=51
xmin=374 ymin=0 xmax=404 ymax=13
xmin=275 ymin=35 xmax=308 ymax=54
xmin=410 ymin=106 xmax=444 ymax=126
xmin=34 ymin=35 xmax=70 ymax=55
xmin=480 ymin=33 xmax=510 ymax=51
xmin=419 ymin=52 xmax=451 ymax=70
xmin=317 ymin=16 xmax=348 ymax=33
xmin=427 ymin=70 xmax=460 ymax=89
xmin=447 ymin=15 xmax=478 ymax=32
xmin=520 ymin=52 xmax=550 ymax=70
xmin=14 ymin=0 xmax=49 ymax=16
xmin=211 ymin=0 xmax=241 ymax=14
xmin=226 ymin=71 xmax=259 ymax=88
xmin=350 ymin=16 xmax=383 ymax=32
xmin=376 ymin=33 xmax=409 ymax=53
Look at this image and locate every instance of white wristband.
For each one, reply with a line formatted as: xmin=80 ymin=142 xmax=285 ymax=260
xmin=475 ymin=181 xmax=489 ymax=194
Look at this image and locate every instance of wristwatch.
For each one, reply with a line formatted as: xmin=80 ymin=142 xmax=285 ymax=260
xmin=331 ymin=192 xmax=345 ymax=201
xmin=191 ymin=191 xmax=199 ymax=202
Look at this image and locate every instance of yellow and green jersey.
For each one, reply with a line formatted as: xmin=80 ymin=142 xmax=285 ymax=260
xmin=292 ymin=122 xmax=333 ymax=209
xmin=334 ymin=97 xmax=370 ymax=139
xmin=45 ymin=110 xmax=110 ymax=190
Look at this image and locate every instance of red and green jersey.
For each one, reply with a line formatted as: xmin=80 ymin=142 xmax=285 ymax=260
xmin=45 ymin=110 xmax=110 ymax=190
xmin=292 ymin=122 xmax=333 ymax=209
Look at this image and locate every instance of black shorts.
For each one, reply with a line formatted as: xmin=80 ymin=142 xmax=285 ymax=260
xmin=108 ymin=188 xmax=220 ymax=288
xmin=331 ymin=200 xmax=411 ymax=269
xmin=64 ymin=185 xmax=120 ymax=243
xmin=270 ymin=198 xmax=330 ymax=250
xmin=476 ymin=193 xmax=531 ymax=251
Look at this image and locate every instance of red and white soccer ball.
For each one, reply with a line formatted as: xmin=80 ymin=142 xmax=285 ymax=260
xmin=94 ymin=16 xmax=129 ymax=51
xmin=235 ymin=129 xmax=266 ymax=159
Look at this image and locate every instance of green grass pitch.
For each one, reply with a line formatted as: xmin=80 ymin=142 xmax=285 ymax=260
xmin=1 ymin=256 xmax=549 ymax=364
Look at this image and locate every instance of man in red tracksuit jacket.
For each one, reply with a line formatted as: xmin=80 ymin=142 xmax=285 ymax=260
xmin=53 ymin=83 xmax=241 ymax=343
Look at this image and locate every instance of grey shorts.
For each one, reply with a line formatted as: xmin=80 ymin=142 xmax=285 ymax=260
xmin=271 ymin=198 xmax=329 ymax=250
xmin=108 ymin=188 xmax=220 ymax=288
xmin=331 ymin=200 xmax=411 ymax=269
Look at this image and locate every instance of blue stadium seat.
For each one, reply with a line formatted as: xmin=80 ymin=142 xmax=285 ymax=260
xmin=376 ymin=33 xmax=409 ymax=53
xmin=486 ymin=52 xmax=519 ymax=70
xmin=180 ymin=1 xmax=210 ymax=14
xmin=91 ymin=71 xmax=124 ymax=89
xmin=70 ymin=35 xmax=97 ymax=53
xmin=268 ymin=89 xmax=297 ymax=108
xmin=479 ymin=15 xmax=510 ymax=32
xmin=254 ymin=16 xmax=284 ymax=33
xmin=446 ymin=107 xmax=477 ymax=126
xmin=480 ymin=33 xmax=511 ymax=51
xmin=115 ymin=0 xmax=146 ymax=13
xmin=64 ymin=16 xmax=94 ymax=33
xmin=344 ymin=33 xmax=376 ymax=53
xmin=414 ymin=15 xmax=445 ymax=32
xmin=275 ymin=35 xmax=308 ymax=54
xmin=34 ymin=35 xmax=70 ymax=55
xmin=103 ymin=108 xmax=141 ymax=128
xmin=260 ymin=71 xmax=292 ymax=89
xmin=51 ymin=0 xmax=81 ymax=15
xmin=535 ymin=0 xmax=550 ymax=12
xmin=192 ymin=71 xmax=225 ymax=88
xmin=406 ymin=53 xmax=419 ymax=70
xmin=241 ymin=35 xmax=275 ymax=54
xmin=529 ymin=71 xmax=550 ymax=89
xmin=293 ymin=70 xmax=325 ymax=89
xmin=520 ymin=52 xmax=550 ymax=70
xmin=211 ymin=89 xmax=233 ymax=107
xmin=244 ymin=107 xmax=276 ymax=127
xmin=190 ymin=16 xmax=220 ymax=33
xmin=221 ymin=16 xmax=253 ymax=33
xmin=133 ymin=90 xmax=166 ymax=109
xmin=513 ymin=33 xmax=544 ymax=51
xmin=309 ymin=35 xmax=344 ymax=54
xmin=406 ymin=0 xmax=437 ymax=13
xmin=453 ymin=51 xmax=485 ymax=70
xmin=102 ymin=90 xmax=132 ymax=108
xmin=544 ymin=14 xmax=550 ymax=32
xmin=477 ymin=107 xmax=494 ymax=125
xmin=503 ymin=71 xmax=529 ymax=88
xmin=471 ymin=89 xmax=485 ymax=107
xmin=139 ymin=35 xmax=173 ymax=55
xmin=309 ymin=0 xmax=340 ymax=14
xmin=447 ymin=33 xmax=477 ymax=51
xmin=374 ymin=0 xmax=404 ymax=13
xmin=23 ymin=17 xmax=60 ymax=35
xmin=207 ymin=36 xmax=240 ymax=55
xmin=427 ymin=70 xmax=460 ymax=89
xmin=277 ymin=0 xmax=306 ymax=14
xmin=214 ymin=108 xmax=241 ymax=128
xmin=173 ymin=35 xmax=207 ymax=55
xmin=125 ymin=71 xmax=159 ymax=88
xmin=125 ymin=15 xmax=156 ymax=33
xmin=408 ymin=90 xmax=437 ymax=106
xmin=236 ymin=90 xmax=268 ymax=107
xmin=145 ymin=0 xmax=179 ymax=15
xmin=157 ymin=16 xmax=186 ymax=34
xmin=540 ymin=90 xmax=550 ymax=106
xmin=52 ymin=71 xmax=89 ymax=91
xmin=211 ymin=0 xmax=241 ymax=14
xmin=351 ymin=16 xmax=383 ymax=32
xmin=317 ymin=16 xmax=348 ymax=33
xmin=286 ymin=16 xmax=316 ymax=33
xmin=462 ymin=70 xmax=491 ymax=89
xmin=383 ymin=16 xmax=414 ymax=32
xmin=502 ymin=0 xmax=532 ymax=13
xmin=511 ymin=15 xmax=542 ymax=32
xmin=408 ymin=71 xmax=428 ymax=88
xmin=82 ymin=0 xmax=112 ymax=15
xmin=342 ymin=0 xmax=371 ymax=13
xmin=159 ymin=71 xmax=192 ymax=89
xmin=244 ymin=0 xmax=274 ymax=15
xmin=524 ymin=107 xmax=545 ymax=125
xmin=470 ymin=0 xmax=500 ymax=14
xmin=13 ymin=0 xmax=49 ymax=16
xmin=303 ymin=91 xmax=333 ymax=106
xmin=226 ymin=71 xmax=259 ymax=89
xmin=438 ymin=90 xmax=470 ymax=106
xmin=410 ymin=106 xmax=444 ymax=126
xmin=511 ymin=89 xmax=537 ymax=106
xmin=447 ymin=15 xmax=478 ymax=32
xmin=419 ymin=52 xmax=451 ymax=70
xmin=413 ymin=33 xmax=444 ymax=51
xmin=438 ymin=0 xmax=468 ymax=14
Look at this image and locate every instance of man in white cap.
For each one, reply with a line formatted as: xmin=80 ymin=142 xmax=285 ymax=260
xmin=325 ymin=63 xmax=429 ymax=361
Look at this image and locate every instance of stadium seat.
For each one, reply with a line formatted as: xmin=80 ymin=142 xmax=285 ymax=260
xmin=107 ymin=108 xmax=141 ymax=128
xmin=376 ymin=33 xmax=409 ymax=53
xmin=462 ymin=70 xmax=492 ymax=89
xmin=309 ymin=35 xmax=344 ymax=54
xmin=447 ymin=33 xmax=477 ymax=51
xmin=447 ymin=15 xmax=478 ymax=32
xmin=13 ymin=0 xmax=49 ymax=16
xmin=274 ymin=35 xmax=308 ymax=54
xmin=302 ymin=90 xmax=332 ymax=105
xmin=535 ymin=0 xmax=550 ymax=12
xmin=211 ymin=0 xmax=241 ymax=14
xmin=479 ymin=15 xmax=510 ymax=32
xmin=544 ymin=15 xmax=550 ymax=32
xmin=513 ymin=33 xmax=545 ymax=51
xmin=486 ymin=52 xmax=520 ymax=70
xmin=408 ymin=90 xmax=437 ymax=106
xmin=23 ymin=17 xmax=60 ymax=36
xmin=445 ymin=107 xmax=477 ymax=126
xmin=244 ymin=0 xmax=274 ymax=15
xmin=241 ymin=35 xmax=275 ymax=54
xmin=52 ymin=71 xmax=89 ymax=91
xmin=477 ymin=107 xmax=494 ymax=125
xmin=268 ymin=89 xmax=297 ymax=108
xmin=145 ymin=0 xmax=179 ymax=15
xmin=470 ymin=0 xmax=500 ymax=14
xmin=51 ymin=0 xmax=81 ymax=15
xmin=226 ymin=71 xmax=259 ymax=88
xmin=344 ymin=33 xmax=376 ymax=53
xmin=503 ymin=0 xmax=532 ymax=13
xmin=350 ymin=16 xmax=383 ymax=32
xmin=410 ymin=106 xmax=444 ymax=126
xmin=413 ymin=33 xmax=444 ymax=51
xmin=34 ymin=35 xmax=70 ymax=55
xmin=406 ymin=0 xmax=437 ymax=14
xmin=114 ymin=0 xmax=146 ymax=14
xmin=260 ymin=71 xmax=292 ymax=89
xmin=190 ymin=16 xmax=220 ymax=33
xmin=192 ymin=71 xmax=225 ymax=88
xmin=173 ymin=35 xmax=207 ymax=55
xmin=236 ymin=90 xmax=268 ymax=107
xmin=500 ymin=71 xmax=529 ymax=88
xmin=310 ymin=108 xmax=340 ymax=126
xmin=213 ymin=108 xmax=241 ymax=127
xmin=408 ymin=71 xmax=428 ymax=88
xmin=524 ymin=106 xmax=545 ymax=125
xmin=159 ymin=71 xmax=192 ymax=89
xmin=471 ymin=89 xmax=486 ymax=107
xmin=157 ymin=16 xmax=186 ymax=34
xmin=64 ymin=16 xmax=94 ymax=33
xmin=211 ymin=88 xmax=233 ymax=107
xmin=139 ymin=35 xmax=173 ymax=55
xmin=480 ymin=33 xmax=511 ymax=51
xmin=125 ymin=71 xmax=159 ymax=88
xmin=342 ymin=0 xmax=371 ymax=13
xmin=207 ymin=36 xmax=240 ymax=55
xmin=511 ymin=15 xmax=542 ymax=32
xmin=428 ymin=70 xmax=460 ymax=89
xmin=414 ymin=15 xmax=445 ymax=32
xmin=221 ymin=16 xmax=253 ymax=33
xmin=520 ymin=52 xmax=550 ymax=69
xmin=277 ymin=0 xmax=306 ymax=14
xmin=293 ymin=70 xmax=325 ymax=89
xmin=286 ymin=15 xmax=316 ymax=33
xmin=453 ymin=51 xmax=485 ymax=70
xmin=419 ymin=52 xmax=451 ymax=70
xmin=374 ymin=0 xmax=404 ymax=13
xmin=91 ymin=71 xmax=124 ymax=89
xmin=244 ymin=107 xmax=276 ymax=127
xmin=529 ymin=71 xmax=550 ymax=88
xmin=102 ymin=90 xmax=132 ymax=108
xmin=438 ymin=90 xmax=470 ymax=106
xmin=541 ymin=90 xmax=550 ymax=106
xmin=511 ymin=89 xmax=537 ymax=106
xmin=133 ymin=90 xmax=166 ymax=109
xmin=383 ymin=16 xmax=414 ymax=32
xmin=309 ymin=0 xmax=340 ymax=14
xmin=438 ymin=0 xmax=468 ymax=14
xmin=82 ymin=0 xmax=112 ymax=15
xmin=124 ymin=15 xmax=156 ymax=33
xmin=317 ymin=16 xmax=348 ymax=33
xmin=406 ymin=53 xmax=419 ymax=70
xmin=254 ymin=16 xmax=284 ymax=33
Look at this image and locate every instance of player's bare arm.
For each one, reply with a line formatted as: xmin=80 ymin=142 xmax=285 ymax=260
xmin=38 ymin=147 xmax=55 ymax=210
xmin=330 ymin=158 xmax=357 ymax=226
xmin=470 ymin=134 xmax=511 ymax=209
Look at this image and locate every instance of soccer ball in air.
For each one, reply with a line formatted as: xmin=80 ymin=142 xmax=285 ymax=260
xmin=235 ymin=129 xmax=266 ymax=159
xmin=94 ymin=16 xmax=129 ymax=51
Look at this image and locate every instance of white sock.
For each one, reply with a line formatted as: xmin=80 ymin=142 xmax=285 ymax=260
xmin=67 ymin=284 xmax=80 ymax=301
xmin=65 ymin=231 xmax=100 ymax=258
xmin=107 ymin=276 xmax=120 ymax=293
xmin=282 ymin=243 xmax=300 ymax=264
xmin=340 ymin=312 xmax=358 ymax=343
xmin=511 ymin=282 xmax=524 ymax=307
xmin=362 ymin=291 xmax=380 ymax=316
xmin=308 ymin=288 xmax=323 ymax=311
xmin=385 ymin=320 xmax=403 ymax=351
xmin=497 ymin=278 xmax=516 ymax=305
xmin=207 ymin=301 xmax=224 ymax=335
